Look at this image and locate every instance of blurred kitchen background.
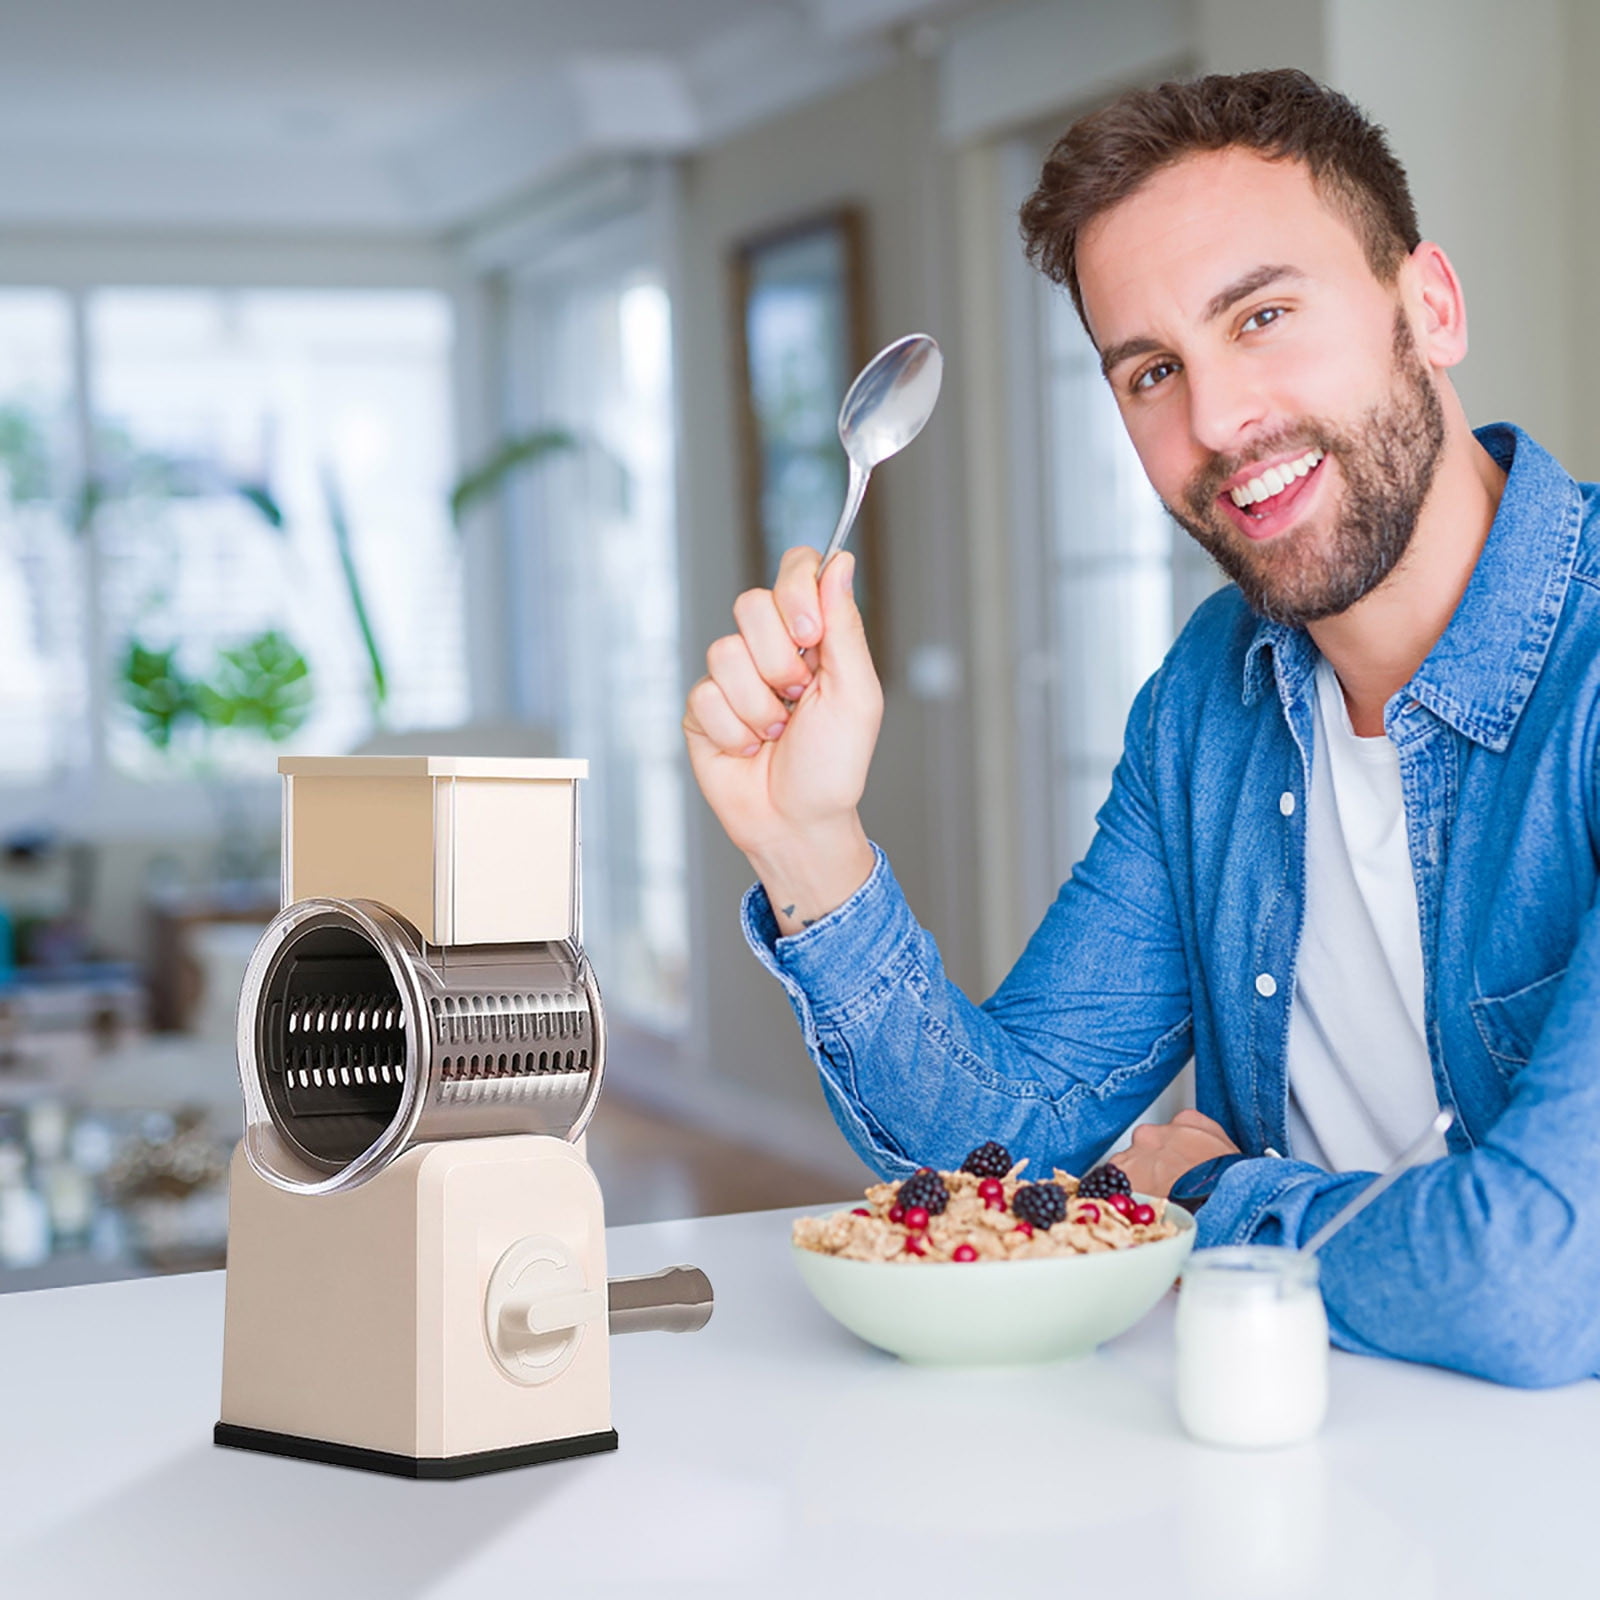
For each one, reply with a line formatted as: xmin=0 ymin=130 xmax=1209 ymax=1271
xmin=0 ymin=0 xmax=1590 ymax=1290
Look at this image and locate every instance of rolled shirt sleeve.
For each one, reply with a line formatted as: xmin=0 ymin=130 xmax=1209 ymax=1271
xmin=740 ymin=669 xmax=1196 ymax=1182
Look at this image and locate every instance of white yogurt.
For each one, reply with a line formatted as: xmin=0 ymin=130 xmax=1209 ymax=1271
xmin=1176 ymin=1246 xmax=1329 ymax=1449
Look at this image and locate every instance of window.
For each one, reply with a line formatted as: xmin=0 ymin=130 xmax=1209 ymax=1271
xmin=506 ymin=266 xmax=689 ymax=1035
xmin=0 ymin=286 xmax=466 ymax=787
xmin=1035 ymin=277 xmax=1179 ymax=875
xmin=1000 ymin=131 xmax=1222 ymax=1127
xmin=1001 ymin=138 xmax=1223 ymax=908
xmin=0 ymin=291 xmax=87 ymax=779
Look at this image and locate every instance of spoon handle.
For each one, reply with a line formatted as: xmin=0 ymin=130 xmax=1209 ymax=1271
xmin=1301 ymin=1107 xmax=1455 ymax=1256
xmin=818 ymin=459 xmax=870 ymax=577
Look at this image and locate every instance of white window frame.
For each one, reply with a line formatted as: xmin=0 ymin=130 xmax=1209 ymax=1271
xmin=465 ymin=160 xmax=697 ymax=1063
xmin=995 ymin=131 xmax=1218 ymax=1129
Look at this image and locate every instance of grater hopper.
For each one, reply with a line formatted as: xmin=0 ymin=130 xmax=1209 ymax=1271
xmin=215 ymin=756 xmax=712 ymax=1478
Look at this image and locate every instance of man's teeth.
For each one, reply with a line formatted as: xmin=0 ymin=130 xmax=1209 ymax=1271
xmin=1228 ymin=448 xmax=1324 ymax=508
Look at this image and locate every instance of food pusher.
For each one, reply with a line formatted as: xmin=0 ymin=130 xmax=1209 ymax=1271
xmin=215 ymin=756 xmax=712 ymax=1478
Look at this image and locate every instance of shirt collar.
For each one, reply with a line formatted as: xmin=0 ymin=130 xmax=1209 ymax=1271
xmin=1240 ymin=424 xmax=1582 ymax=750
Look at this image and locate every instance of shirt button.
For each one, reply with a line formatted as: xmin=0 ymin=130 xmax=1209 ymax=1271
xmin=1255 ymin=972 xmax=1278 ymax=998
xmin=1279 ymin=791 xmax=1295 ymax=816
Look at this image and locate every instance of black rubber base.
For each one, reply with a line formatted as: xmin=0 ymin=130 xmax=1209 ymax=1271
xmin=214 ymin=1421 xmax=619 ymax=1479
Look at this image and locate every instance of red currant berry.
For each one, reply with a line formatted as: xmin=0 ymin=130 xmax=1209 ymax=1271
xmin=904 ymin=1206 xmax=930 ymax=1231
xmin=978 ymin=1177 xmax=1004 ymax=1199
xmin=1014 ymin=1220 xmax=1034 ymax=1237
xmin=1106 ymin=1192 xmax=1134 ymax=1216
xmin=1131 ymin=1203 xmax=1156 ymax=1226
xmin=1076 ymin=1202 xmax=1101 ymax=1223
xmin=953 ymin=1243 xmax=979 ymax=1262
xmin=851 ymin=1207 xmax=871 ymax=1217
xmin=985 ymin=1195 xmax=1007 ymax=1211
xmin=904 ymin=1235 xmax=926 ymax=1256
xmin=888 ymin=1204 xmax=905 ymax=1223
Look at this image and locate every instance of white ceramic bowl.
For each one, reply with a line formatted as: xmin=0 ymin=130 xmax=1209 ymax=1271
xmin=791 ymin=1200 xmax=1195 ymax=1366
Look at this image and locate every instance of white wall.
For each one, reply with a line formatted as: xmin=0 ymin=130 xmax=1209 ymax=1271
xmin=1328 ymin=0 xmax=1575 ymax=460
xmin=1198 ymin=0 xmax=1581 ymax=465
xmin=1568 ymin=0 xmax=1600 ymax=481
xmin=667 ymin=47 xmax=976 ymax=1174
xmin=940 ymin=0 xmax=1189 ymax=144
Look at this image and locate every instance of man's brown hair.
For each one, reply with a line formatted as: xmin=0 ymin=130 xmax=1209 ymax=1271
xmin=1020 ymin=68 xmax=1421 ymax=334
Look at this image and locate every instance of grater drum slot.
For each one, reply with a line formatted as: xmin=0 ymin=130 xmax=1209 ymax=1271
xmin=260 ymin=931 xmax=407 ymax=1168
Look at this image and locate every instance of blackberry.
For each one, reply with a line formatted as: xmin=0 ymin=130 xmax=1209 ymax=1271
xmin=1012 ymin=1181 xmax=1068 ymax=1231
xmin=897 ymin=1169 xmax=950 ymax=1216
xmin=959 ymin=1141 xmax=1013 ymax=1179
xmin=1077 ymin=1165 xmax=1133 ymax=1201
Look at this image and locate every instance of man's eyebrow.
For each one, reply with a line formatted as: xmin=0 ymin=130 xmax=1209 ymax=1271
xmin=1098 ymin=264 xmax=1308 ymax=381
xmin=1099 ymin=335 xmax=1162 ymax=380
xmin=1202 ymin=263 xmax=1306 ymax=322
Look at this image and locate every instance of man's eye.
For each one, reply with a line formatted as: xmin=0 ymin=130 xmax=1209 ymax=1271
xmin=1241 ymin=305 xmax=1285 ymax=334
xmin=1132 ymin=360 xmax=1180 ymax=393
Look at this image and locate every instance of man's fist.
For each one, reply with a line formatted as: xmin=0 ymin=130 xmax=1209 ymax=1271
xmin=1109 ymin=1108 xmax=1240 ymax=1197
xmin=683 ymin=547 xmax=882 ymax=935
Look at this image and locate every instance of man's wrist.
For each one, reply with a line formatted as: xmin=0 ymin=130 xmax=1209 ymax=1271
xmin=1167 ymin=1152 xmax=1252 ymax=1215
xmin=748 ymin=818 xmax=874 ymax=938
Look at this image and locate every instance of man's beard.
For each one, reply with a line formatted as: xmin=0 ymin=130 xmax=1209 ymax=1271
xmin=1164 ymin=311 xmax=1447 ymax=627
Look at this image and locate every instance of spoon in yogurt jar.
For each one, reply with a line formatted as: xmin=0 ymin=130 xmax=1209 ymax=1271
xmin=1301 ymin=1108 xmax=1456 ymax=1256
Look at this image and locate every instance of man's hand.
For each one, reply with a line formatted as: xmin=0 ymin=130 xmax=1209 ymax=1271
xmin=1109 ymin=1109 xmax=1240 ymax=1198
xmin=683 ymin=547 xmax=882 ymax=935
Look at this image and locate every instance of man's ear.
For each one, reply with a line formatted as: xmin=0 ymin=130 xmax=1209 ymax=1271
xmin=1407 ymin=241 xmax=1469 ymax=370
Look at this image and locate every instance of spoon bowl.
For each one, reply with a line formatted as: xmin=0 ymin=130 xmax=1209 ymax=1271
xmin=839 ymin=333 xmax=944 ymax=471
xmin=818 ymin=333 xmax=943 ymax=574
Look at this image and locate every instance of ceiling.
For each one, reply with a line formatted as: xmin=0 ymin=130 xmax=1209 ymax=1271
xmin=0 ymin=0 xmax=967 ymax=232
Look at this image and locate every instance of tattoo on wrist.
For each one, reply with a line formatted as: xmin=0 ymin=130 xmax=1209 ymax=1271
xmin=781 ymin=904 xmax=796 ymax=918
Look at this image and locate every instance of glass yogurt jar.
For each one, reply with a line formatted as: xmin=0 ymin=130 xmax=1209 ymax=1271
xmin=1175 ymin=1246 xmax=1329 ymax=1449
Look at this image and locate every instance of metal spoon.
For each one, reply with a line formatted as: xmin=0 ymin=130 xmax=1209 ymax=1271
xmin=816 ymin=332 xmax=943 ymax=577
xmin=1301 ymin=1108 xmax=1455 ymax=1256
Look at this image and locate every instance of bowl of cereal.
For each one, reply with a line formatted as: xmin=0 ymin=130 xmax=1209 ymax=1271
xmin=791 ymin=1143 xmax=1195 ymax=1366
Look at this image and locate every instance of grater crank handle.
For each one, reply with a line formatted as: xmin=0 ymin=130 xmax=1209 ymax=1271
xmin=607 ymin=1264 xmax=713 ymax=1335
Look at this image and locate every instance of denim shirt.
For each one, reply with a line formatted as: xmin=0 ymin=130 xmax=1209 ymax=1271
xmin=744 ymin=424 xmax=1600 ymax=1388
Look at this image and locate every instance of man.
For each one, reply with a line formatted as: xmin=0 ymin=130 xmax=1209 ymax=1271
xmin=682 ymin=69 xmax=1600 ymax=1386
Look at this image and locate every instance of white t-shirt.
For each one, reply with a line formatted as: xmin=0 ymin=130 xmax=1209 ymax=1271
xmin=1284 ymin=658 xmax=1440 ymax=1173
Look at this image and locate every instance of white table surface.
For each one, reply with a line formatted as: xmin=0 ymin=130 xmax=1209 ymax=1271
xmin=1 ymin=1202 xmax=1595 ymax=1599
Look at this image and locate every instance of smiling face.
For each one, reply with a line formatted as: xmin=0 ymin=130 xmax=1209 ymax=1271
xmin=1078 ymin=147 xmax=1447 ymax=626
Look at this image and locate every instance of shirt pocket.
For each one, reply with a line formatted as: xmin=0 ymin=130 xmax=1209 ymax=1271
xmin=1469 ymin=966 xmax=1570 ymax=1076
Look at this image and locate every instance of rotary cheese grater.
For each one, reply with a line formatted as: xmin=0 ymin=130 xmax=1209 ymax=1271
xmin=215 ymin=756 xmax=711 ymax=1479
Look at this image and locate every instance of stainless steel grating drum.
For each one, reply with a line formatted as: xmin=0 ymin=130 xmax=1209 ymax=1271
xmin=238 ymin=896 xmax=605 ymax=1196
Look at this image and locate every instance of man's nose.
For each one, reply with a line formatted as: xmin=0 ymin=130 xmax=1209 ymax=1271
xmin=1185 ymin=358 xmax=1272 ymax=456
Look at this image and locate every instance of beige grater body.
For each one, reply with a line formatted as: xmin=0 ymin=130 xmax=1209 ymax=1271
xmin=219 ymin=1134 xmax=612 ymax=1462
